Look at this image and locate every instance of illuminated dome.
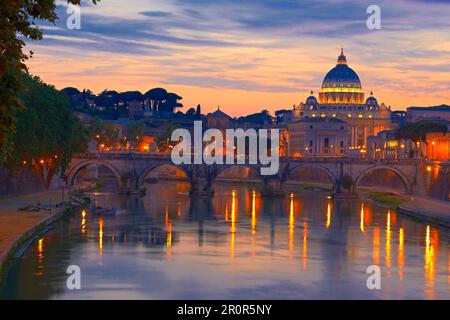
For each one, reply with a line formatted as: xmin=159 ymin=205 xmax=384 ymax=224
xmin=305 ymin=91 xmax=318 ymax=105
xmin=365 ymin=92 xmax=378 ymax=107
xmin=319 ymin=49 xmax=365 ymax=104
xmin=322 ymin=49 xmax=362 ymax=90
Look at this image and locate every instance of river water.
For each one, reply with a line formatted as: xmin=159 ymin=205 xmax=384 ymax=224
xmin=0 ymin=182 xmax=448 ymax=299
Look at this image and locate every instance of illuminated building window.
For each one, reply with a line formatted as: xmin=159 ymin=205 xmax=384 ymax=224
xmin=358 ymin=114 xmax=363 ymax=118
xmin=321 ymin=113 xmax=326 ymax=118
xmin=312 ymin=114 xmax=316 ymax=118
xmin=348 ymin=114 xmax=352 ymax=118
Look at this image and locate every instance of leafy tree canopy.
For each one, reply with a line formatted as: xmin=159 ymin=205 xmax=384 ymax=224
xmin=0 ymin=0 xmax=98 ymax=163
xmin=395 ymin=120 xmax=448 ymax=142
xmin=126 ymin=121 xmax=145 ymax=148
xmin=10 ymin=73 xmax=89 ymax=188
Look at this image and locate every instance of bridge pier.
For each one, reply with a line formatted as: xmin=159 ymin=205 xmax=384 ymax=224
xmin=261 ymin=178 xmax=286 ymax=198
xmin=119 ymin=177 xmax=144 ymax=195
xmin=189 ymin=178 xmax=214 ymax=198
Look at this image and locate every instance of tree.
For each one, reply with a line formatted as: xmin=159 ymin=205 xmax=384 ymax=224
xmin=395 ymin=120 xmax=447 ymax=144
xmin=144 ymin=88 xmax=167 ymax=111
xmin=143 ymin=88 xmax=183 ymax=113
xmin=87 ymin=117 xmax=105 ymax=139
xmin=161 ymin=92 xmax=183 ymax=113
xmin=0 ymin=0 xmax=99 ymax=163
xmin=156 ymin=123 xmax=180 ymax=152
xmin=99 ymin=124 xmax=120 ymax=150
xmin=126 ymin=122 xmax=145 ymax=149
xmin=9 ymin=73 xmax=89 ymax=189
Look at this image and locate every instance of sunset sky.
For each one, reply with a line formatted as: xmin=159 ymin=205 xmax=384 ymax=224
xmin=26 ymin=0 xmax=450 ymax=116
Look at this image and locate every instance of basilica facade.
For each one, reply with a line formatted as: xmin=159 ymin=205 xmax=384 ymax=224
xmin=289 ymin=49 xmax=393 ymax=157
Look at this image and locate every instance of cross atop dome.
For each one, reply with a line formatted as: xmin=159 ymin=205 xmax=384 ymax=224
xmin=337 ymin=47 xmax=347 ymax=65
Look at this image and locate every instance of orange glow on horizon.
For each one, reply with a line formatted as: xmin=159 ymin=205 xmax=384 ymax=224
xmin=26 ymin=40 xmax=450 ymax=117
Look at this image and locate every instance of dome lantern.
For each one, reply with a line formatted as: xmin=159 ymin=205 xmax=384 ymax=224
xmin=337 ymin=47 xmax=347 ymax=65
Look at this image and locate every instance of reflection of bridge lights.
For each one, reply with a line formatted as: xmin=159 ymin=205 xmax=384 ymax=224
xmin=231 ymin=190 xmax=237 ymax=234
xmin=230 ymin=190 xmax=238 ymax=257
xmin=98 ymin=218 xmax=104 ymax=257
xmin=35 ymin=238 xmax=44 ymax=277
xmin=424 ymin=225 xmax=436 ymax=298
xmin=289 ymin=196 xmax=295 ymax=251
xmin=326 ymin=202 xmax=332 ymax=229
xmin=385 ymin=210 xmax=392 ymax=269
xmin=38 ymin=238 xmax=44 ymax=254
xmin=360 ymin=203 xmax=365 ymax=233
xmin=398 ymin=227 xmax=404 ymax=280
xmin=302 ymin=221 xmax=308 ymax=270
xmin=251 ymin=190 xmax=256 ymax=235
xmin=373 ymin=227 xmax=380 ymax=265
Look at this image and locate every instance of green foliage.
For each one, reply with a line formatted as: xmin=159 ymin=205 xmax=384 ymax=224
xmin=144 ymin=88 xmax=183 ymax=113
xmin=9 ymin=73 xmax=89 ymax=188
xmin=86 ymin=117 xmax=121 ymax=149
xmin=368 ymin=192 xmax=405 ymax=207
xmin=126 ymin=122 xmax=145 ymax=148
xmin=100 ymin=124 xmax=120 ymax=149
xmin=395 ymin=120 xmax=447 ymax=143
xmin=87 ymin=117 xmax=105 ymax=139
xmin=156 ymin=123 xmax=180 ymax=152
xmin=0 ymin=0 xmax=98 ymax=163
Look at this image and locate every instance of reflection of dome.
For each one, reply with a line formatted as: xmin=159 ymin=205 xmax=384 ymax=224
xmin=305 ymin=91 xmax=318 ymax=105
xmin=365 ymin=91 xmax=378 ymax=107
xmin=322 ymin=49 xmax=362 ymax=90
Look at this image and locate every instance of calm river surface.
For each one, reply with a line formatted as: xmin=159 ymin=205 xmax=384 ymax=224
xmin=1 ymin=182 xmax=449 ymax=299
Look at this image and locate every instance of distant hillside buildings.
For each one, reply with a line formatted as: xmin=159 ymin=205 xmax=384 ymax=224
xmin=64 ymin=49 xmax=449 ymax=161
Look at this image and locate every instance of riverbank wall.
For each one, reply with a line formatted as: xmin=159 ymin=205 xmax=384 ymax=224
xmin=397 ymin=205 xmax=450 ymax=228
xmin=0 ymin=206 xmax=75 ymax=283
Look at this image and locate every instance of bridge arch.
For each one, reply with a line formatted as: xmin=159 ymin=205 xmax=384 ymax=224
xmin=354 ymin=165 xmax=412 ymax=194
xmin=286 ymin=163 xmax=339 ymax=191
xmin=66 ymin=160 xmax=122 ymax=188
xmin=137 ymin=162 xmax=190 ymax=187
xmin=213 ymin=164 xmax=262 ymax=185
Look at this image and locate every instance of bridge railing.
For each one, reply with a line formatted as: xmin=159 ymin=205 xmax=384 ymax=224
xmin=73 ymin=152 xmax=431 ymax=166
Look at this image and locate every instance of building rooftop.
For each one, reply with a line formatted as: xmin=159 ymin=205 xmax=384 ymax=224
xmin=207 ymin=107 xmax=231 ymax=119
xmin=407 ymin=104 xmax=450 ymax=111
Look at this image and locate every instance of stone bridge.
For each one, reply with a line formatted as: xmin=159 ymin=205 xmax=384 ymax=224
xmin=66 ymin=152 xmax=449 ymax=198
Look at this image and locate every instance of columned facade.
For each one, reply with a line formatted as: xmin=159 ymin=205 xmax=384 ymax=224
xmin=290 ymin=49 xmax=393 ymax=154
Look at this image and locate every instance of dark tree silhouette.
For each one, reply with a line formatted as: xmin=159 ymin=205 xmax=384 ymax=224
xmin=0 ymin=0 xmax=99 ymax=163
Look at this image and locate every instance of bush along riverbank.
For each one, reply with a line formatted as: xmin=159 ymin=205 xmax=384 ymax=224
xmin=362 ymin=191 xmax=450 ymax=228
xmin=364 ymin=191 xmax=407 ymax=208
